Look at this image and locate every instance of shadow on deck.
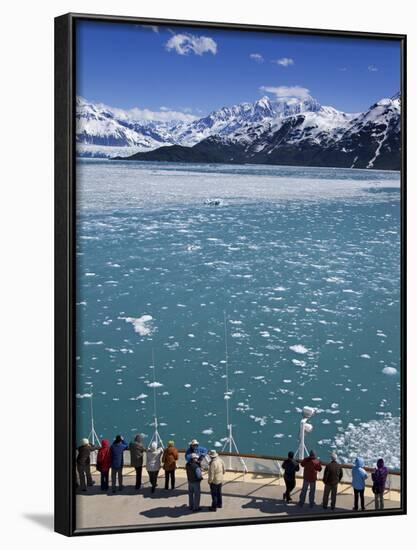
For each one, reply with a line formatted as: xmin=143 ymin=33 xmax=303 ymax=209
xmin=75 ymin=470 xmax=401 ymax=530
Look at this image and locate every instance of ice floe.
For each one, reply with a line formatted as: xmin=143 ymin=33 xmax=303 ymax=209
xmin=289 ymin=344 xmax=309 ymax=354
xmin=333 ymin=416 xmax=400 ymax=469
xmin=147 ymin=381 xmax=163 ymax=388
xmin=123 ymin=314 xmax=154 ymax=336
xmin=382 ymin=366 xmax=398 ymax=375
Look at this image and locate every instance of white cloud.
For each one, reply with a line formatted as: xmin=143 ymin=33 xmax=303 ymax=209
xmin=272 ymin=57 xmax=295 ymax=67
xmin=104 ymin=103 xmax=197 ymax=123
xmin=250 ymin=53 xmax=264 ymax=63
xmin=259 ymin=85 xmax=311 ymax=99
xmin=165 ymin=33 xmax=217 ymax=56
xmin=368 ymin=65 xmax=378 ymax=72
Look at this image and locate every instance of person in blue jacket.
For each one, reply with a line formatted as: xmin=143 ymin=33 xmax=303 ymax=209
xmin=351 ymin=456 xmax=368 ymax=511
xmin=110 ymin=435 xmax=129 ymax=493
xmin=185 ymin=439 xmax=208 ymax=464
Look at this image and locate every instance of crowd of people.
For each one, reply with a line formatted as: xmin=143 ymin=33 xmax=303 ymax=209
xmin=76 ymin=435 xmax=389 ymax=513
xmin=281 ymin=449 xmax=388 ymax=511
xmin=76 ymin=436 xmax=225 ymax=511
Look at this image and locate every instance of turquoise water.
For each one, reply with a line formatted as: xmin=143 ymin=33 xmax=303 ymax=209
xmin=76 ymin=159 xmax=401 ymax=467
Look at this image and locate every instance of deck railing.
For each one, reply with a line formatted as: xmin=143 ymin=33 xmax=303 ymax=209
xmin=86 ymin=448 xmax=401 ymax=492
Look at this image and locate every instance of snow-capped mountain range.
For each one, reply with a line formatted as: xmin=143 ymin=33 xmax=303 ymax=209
xmin=76 ymin=93 xmax=401 ymax=170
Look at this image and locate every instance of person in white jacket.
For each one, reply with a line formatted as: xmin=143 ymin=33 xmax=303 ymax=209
xmin=207 ymin=450 xmax=226 ymax=511
xmin=146 ymin=442 xmax=163 ymax=493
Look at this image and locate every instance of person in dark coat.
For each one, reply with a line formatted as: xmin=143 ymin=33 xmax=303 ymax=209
xmin=162 ymin=440 xmax=179 ymax=490
xmin=110 ymin=435 xmax=128 ymax=492
xmin=322 ymin=452 xmax=343 ymax=510
xmin=298 ymin=449 xmax=322 ymax=508
xmin=129 ymin=434 xmax=146 ymax=490
xmin=186 ymin=453 xmax=203 ymax=511
xmin=76 ymin=438 xmax=99 ymax=491
xmin=96 ymin=439 xmax=112 ymax=491
xmin=372 ymin=458 xmax=388 ymax=510
xmin=281 ymin=451 xmax=300 ymax=502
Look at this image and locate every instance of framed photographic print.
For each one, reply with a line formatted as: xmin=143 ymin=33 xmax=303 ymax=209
xmin=55 ymin=12 xmax=406 ymax=536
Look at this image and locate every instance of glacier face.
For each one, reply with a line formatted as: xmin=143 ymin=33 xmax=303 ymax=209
xmin=76 ymin=93 xmax=401 ymax=170
xmin=75 ymin=96 xmax=187 ymax=150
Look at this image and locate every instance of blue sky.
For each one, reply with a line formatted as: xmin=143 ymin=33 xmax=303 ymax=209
xmin=76 ymin=20 xmax=401 ymax=117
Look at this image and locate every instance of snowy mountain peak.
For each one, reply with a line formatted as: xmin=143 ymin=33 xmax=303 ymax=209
xmin=76 ymin=93 xmax=400 ymax=169
xmin=255 ymin=95 xmax=273 ymax=109
xmin=269 ymin=95 xmax=322 ymax=117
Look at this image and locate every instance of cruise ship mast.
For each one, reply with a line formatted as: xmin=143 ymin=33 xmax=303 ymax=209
xmin=294 ymin=406 xmax=316 ymax=460
xmin=87 ymin=387 xmax=101 ymax=448
xmin=149 ymin=348 xmax=164 ymax=449
xmin=221 ymin=310 xmax=247 ymax=473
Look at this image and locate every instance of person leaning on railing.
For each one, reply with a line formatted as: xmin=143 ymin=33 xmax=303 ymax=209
xmin=352 ymin=457 xmax=368 ymax=511
xmin=162 ymin=441 xmax=179 ymax=490
xmin=322 ymin=452 xmax=343 ymax=510
xmin=281 ymin=451 xmax=300 ymax=503
xmin=298 ymin=450 xmax=322 ymax=508
xmin=76 ymin=438 xmax=99 ymax=491
xmin=129 ymin=434 xmax=146 ymax=491
xmin=372 ymin=458 xmax=388 ymax=510
xmin=110 ymin=435 xmax=129 ymax=493
xmin=96 ymin=439 xmax=111 ymax=491
xmin=146 ymin=442 xmax=164 ymax=494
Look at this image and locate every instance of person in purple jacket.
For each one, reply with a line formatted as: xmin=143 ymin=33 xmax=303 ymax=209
xmin=372 ymin=458 xmax=388 ymax=510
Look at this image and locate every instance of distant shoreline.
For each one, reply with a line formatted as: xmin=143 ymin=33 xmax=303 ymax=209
xmin=76 ymin=154 xmax=401 ymax=173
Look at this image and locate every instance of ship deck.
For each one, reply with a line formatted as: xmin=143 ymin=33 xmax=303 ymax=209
xmin=76 ymin=467 xmax=401 ymax=531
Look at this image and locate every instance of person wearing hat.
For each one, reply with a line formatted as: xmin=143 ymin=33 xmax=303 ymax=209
xmin=110 ymin=435 xmax=129 ymax=493
xmin=185 ymin=439 xmax=208 ymax=464
xmin=298 ymin=449 xmax=322 ymax=508
xmin=322 ymin=451 xmax=343 ymax=510
xmin=162 ymin=440 xmax=179 ymax=490
xmin=76 ymin=438 xmax=99 ymax=491
xmin=207 ymin=450 xmax=226 ymax=511
xmin=186 ymin=453 xmax=203 ymax=511
xmin=281 ymin=451 xmax=300 ymax=503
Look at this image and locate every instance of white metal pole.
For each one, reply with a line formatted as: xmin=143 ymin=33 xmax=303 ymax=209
xmin=150 ymin=348 xmax=164 ymax=448
xmin=224 ymin=311 xmax=232 ymax=470
xmin=224 ymin=310 xmax=230 ymax=430
xmin=228 ymin=424 xmax=232 ymax=470
xmin=299 ymin=418 xmax=306 ymax=460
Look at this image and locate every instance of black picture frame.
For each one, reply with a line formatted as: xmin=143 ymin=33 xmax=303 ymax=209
xmin=55 ymin=12 xmax=407 ymax=537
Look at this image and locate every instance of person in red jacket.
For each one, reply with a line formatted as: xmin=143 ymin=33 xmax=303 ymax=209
xmin=96 ymin=439 xmax=112 ymax=491
xmin=298 ymin=449 xmax=322 ymax=508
